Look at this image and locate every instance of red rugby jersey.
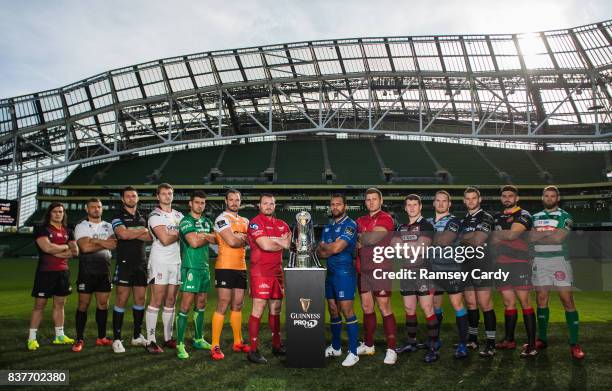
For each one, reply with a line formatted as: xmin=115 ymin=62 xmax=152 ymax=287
xmin=247 ymin=213 xmax=290 ymax=277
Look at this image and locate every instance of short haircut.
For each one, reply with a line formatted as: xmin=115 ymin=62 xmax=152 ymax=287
xmin=86 ymin=197 xmax=102 ymax=206
xmin=501 ymin=185 xmax=518 ymax=195
xmin=464 ymin=186 xmax=481 ymax=197
xmin=156 ymin=183 xmax=173 ymax=195
xmin=543 ymin=185 xmax=560 ymax=196
xmin=121 ymin=186 xmax=138 ymax=197
xmin=435 ymin=190 xmax=451 ymax=202
xmin=404 ymin=194 xmax=422 ymax=205
xmin=365 ymin=188 xmax=382 ymax=199
xmin=259 ymin=193 xmax=275 ymax=203
xmin=225 ymin=189 xmax=241 ymax=199
xmin=44 ymin=202 xmax=67 ymax=227
xmin=190 ymin=191 xmax=207 ymax=201
xmin=330 ymin=193 xmax=346 ymax=204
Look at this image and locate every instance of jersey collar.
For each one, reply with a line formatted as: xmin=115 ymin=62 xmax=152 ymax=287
xmin=467 ymin=208 xmax=482 ymax=217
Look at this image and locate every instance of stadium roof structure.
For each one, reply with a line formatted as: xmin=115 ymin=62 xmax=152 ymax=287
xmin=1 ymin=19 xmax=611 ymax=176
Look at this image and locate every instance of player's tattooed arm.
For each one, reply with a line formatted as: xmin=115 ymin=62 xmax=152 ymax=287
xmin=530 ymin=228 xmax=570 ymax=244
xmin=318 ymin=238 xmax=348 ymax=257
xmin=492 ymin=222 xmax=527 ymax=243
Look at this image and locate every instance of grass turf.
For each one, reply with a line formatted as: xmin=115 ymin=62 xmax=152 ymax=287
xmin=1 ymin=258 xmax=611 ymax=390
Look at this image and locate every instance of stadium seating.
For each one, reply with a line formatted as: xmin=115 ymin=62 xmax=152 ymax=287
xmin=61 ymin=139 xmax=609 ymax=186
xmin=276 ymin=140 xmax=325 ymax=183
xmin=218 ymin=142 xmax=272 ymax=180
xmin=426 ymin=143 xmax=502 ymax=184
xmin=326 ymin=140 xmax=381 ymax=184
xmin=160 ymin=147 xmax=221 ymax=184
xmin=376 ymin=140 xmax=438 ymax=177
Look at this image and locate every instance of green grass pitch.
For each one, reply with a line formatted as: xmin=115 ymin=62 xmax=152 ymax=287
xmin=1 ymin=258 xmax=611 ymax=390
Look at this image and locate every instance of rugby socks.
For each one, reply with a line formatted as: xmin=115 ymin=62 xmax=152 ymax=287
xmin=426 ymin=314 xmax=439 ymax=348
xmin=504 ymin=308 xmax=518 ymax=342
xmin=382 ymin=314 xmax=397 ymax=349
xmin=132 ymin=305 xmax=145 ymax=339
xmin=75 ymin=310 xmax=87 ymax=340
xmin=565 ymin=310 xmax=579 ymax=345
xmin=248 ymin=315 xmax=261 ymax=351
xmin=193 ymin=308 xmax=205 ymax=340
xmin=363 ymin=312 xmax=377 ymax=347
xmin=212 ymin=311 xmax=225 ymax=347
xmin=176 ymin=311 xmax=188 ymax=344
xmin=405 ymin=314 xmax=418 ymax=344
xmin=112 ymin=306 xmax=125 ymax=340
xmin=28 ymin=329 xmax=37 ymax=341
xmin=455 ymin=308 xmax=468 ymax=344
xmin=269 ymin=314 xmax=281 ymax=349
xmin=55 ymin=326 xmax=65 ymax=338
xmin=95 ymin=308 xmax=108 ymax=339
xmin=230 ymin=310 xmax=243 ymax=345
xmin=145 ymin=306 xmax=159 ymax=343
xmin=522 ymin=307 xmax=536 ymax=348
xmin=537 ymin=307 xmax=550 ymax=343
xmin=483 ymin=310 xmax=497 ymax=348
xmin=435 ymin=307 xmax=444 ymax=336
xmin=467 ymin=309 xmax=480 ymax=343
xmin=330 ymin=316 xmax=342 ymax=350
xmin=162 ymin=306 xmax=175 ymax=342
xmin=346 ymin=315 xmax=359 ymax=355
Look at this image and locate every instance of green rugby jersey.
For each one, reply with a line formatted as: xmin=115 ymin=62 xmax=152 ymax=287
xmin=531 ymin=208 xmax=573 ymax=259
xmin=179 ymin=213 xmax=213 ymax=269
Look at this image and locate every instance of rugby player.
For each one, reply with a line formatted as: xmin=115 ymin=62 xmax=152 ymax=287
xmin=355 ymin=188 xmax=398 ymax=365
xmin=210 ymin=189 xmax=250 ymax=360
xmin=491 ymin=186 xmax=537 ymax=357
xmin=459 ymin=187 xmax=497 ymax=357
xmin=27 ymin=203 xmax=78 ymax=350
xmin=317 ymin=194 xmax=359 ymax=367
xmin=145 ymin=183 xmax=184 ymax=353
xmin=72 ymin=198 xmax=117 ymax=352
xmin=392 ymin=194 xmax=438 ymax=363
xmin=427 ymin=190 xmax=470 ymax=359
xmin=530 ymin=186 xmax=584 ymax=359
xmin=246 ymin=193 xmax=291 ymax=364
xmin=110 ymin=186 xmax=151 ymax=353
xmin=175 ymin=191 xmax=216 ymax=359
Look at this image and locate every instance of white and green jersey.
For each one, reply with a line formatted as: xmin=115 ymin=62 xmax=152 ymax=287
xmin=531 ymin=208 xmax=573 ymax=259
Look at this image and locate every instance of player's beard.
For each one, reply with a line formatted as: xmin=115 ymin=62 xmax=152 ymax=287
xmin=543 ymin=201 xmax=558 ymax=209
xmin=503 ymin=201 xmax=516 ymax=209
xmin=331 ymin=209 xmax=345 ymax=218
xmin=123 ymin=201 xmax=137 ymax=209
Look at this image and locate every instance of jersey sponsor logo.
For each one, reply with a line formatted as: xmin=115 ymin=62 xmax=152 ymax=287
xmin=258 ymin=282 xmax=271 ymax=289
xmin=344 ymin=226 xmax=355 ymax=236
xmin=249 ymin=223 xmax=259 ymax=230
xmin=217 ymin=220 xmax=228 ymax=229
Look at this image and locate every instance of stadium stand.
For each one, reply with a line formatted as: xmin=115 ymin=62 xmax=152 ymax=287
xmin=426 ymin=143 xmax=502 ymax=184
xmin=326 ymin=139 xmax=381 ymax=184
xmin=276 ymin=140 xmax=325 ymax=183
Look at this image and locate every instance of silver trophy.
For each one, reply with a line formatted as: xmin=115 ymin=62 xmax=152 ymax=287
xmin=288 ymin=211 xmax=322 ymax=268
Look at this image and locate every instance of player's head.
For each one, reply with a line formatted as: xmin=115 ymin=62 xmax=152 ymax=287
xmin=121 ymin=186 xmax=139 ymax=208
xmin=463 ymin=186 xmax=481 ymax=212
xmin=44 ymin=202 xmax=67 ymax=227
xmin=542 ymin=185 xmax=560 ymax=209
xmin=189 ymin=191 xmax=206 ymax=215
xmin=329 ymin=193 xmax=347 ymax=218
xmin=225 ymin=189 xmax=241 ymax=213
xmin=500 ymin=185 xmax=519 ymax=209
xmin=85 ymin=198 xmax=102 ymax=219
xmin=258 ymin=193 xmax=276 ymax=216
xmin=156 ymin=183 xmax=174 ymax=206
xmin=433 ymin=190 xmax=451 ymax=214
xmin=365 ymin=188 xmax=383 ymax=214
xmin=404 ymin=194 xmax=422 ymax=218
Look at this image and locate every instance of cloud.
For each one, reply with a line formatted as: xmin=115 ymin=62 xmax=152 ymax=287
xmin=0 ymin=0 xmax=609 ymax=98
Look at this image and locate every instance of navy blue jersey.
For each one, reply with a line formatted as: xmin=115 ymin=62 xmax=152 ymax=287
xmin=322 ymin=215 xmax=357 ymax=273
xmin=427 ymin=214 xmax=461 ymax=269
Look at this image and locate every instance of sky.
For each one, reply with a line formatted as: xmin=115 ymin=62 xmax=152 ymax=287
xmin=0 ymin=0 xmax=610 ymax=98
